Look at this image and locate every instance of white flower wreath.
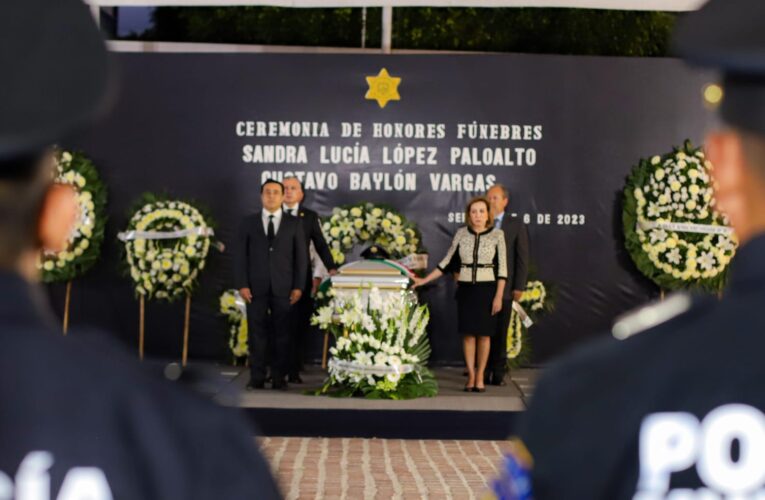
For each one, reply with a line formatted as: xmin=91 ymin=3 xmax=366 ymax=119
xmin=507 ymin=311 xmax=524 ymax=359
xmin=625 ymin=141 xmax=738 ymax=292
xmin=321 ymin=203 xmax=423 ymax=264
xmin=121 ymin=197 xmax=213 ymax=301
xmin=507 ymin=279 xmax=553 ymax=362
xmin=220 ymin=289 xmax=248 ymax=357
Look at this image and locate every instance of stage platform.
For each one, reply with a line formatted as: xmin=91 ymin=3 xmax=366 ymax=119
xmin=208 ymin=365 xmax=539 ymax=440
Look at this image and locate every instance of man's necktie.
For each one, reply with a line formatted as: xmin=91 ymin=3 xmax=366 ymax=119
xmin=288 ymin=209 xmax=295 ymax=216
xmin=267 ymin=215 xmax=275 ymax=242
xmin=495 ymin=218 xmax=501 ymax=229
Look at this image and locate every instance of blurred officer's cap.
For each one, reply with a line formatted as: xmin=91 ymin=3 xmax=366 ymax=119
xmin=673 ymin=0 xmax=765 ymax=135
xmin=0 ymin=0 xmax=114 ymax=174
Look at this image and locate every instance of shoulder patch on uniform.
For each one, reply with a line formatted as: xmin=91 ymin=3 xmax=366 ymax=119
xmin=612 ymin=293 xmax=693 ymax=340
xmin=491 ymin=438 xmax=534 ymax=500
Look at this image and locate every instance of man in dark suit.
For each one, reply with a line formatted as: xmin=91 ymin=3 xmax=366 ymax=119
xmin=237 ymin=179 xmax=307 ymax=390
xmin=282 ymin=176 xmax=337 ymax=383
xmin=486 ymin=184 xmax=529 ymax=385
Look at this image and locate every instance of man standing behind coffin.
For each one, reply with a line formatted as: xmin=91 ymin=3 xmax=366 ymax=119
xmin=282 ymin=176 xmax=337 ymax=383
xmin=0 ymin=1 xmax=281 ymax=498
xmin=486 ymin=184 xmax=529 ymax=385
xmin=502 ymin=1 xmax=765 ymax=498
xmin=237 ymin=180 xmax=307 ymax=390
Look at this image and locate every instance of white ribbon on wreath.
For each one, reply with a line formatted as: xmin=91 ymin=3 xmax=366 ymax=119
xmin=118 ymin=227 xmax=215 ymax=241
xmin=328 ymin=358 xmax=415 ymax=377
xmin=637 ymin=220 xmax=733 ymax=236
xmin=512 ymin=301 xmax=533 ymax=328
xmin=507 ymin=301 xmax=533 ymax=359
xmin=233 ymin=290 xmax=248 ymax=317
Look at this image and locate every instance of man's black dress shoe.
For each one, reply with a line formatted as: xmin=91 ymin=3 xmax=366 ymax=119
xmin=288 ymin=374 xmax=303 ymax=384
xmin=246 ymin=380 xmax=265 ymax=390
xmin=272 ymin=380 xmax=288 ymax=391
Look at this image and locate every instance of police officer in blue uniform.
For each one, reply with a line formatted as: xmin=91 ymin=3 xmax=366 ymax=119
xmin=504 ymin=1 xmax=765 ymax=498
xmin=0 ymin=1 xmax=281 ymax=498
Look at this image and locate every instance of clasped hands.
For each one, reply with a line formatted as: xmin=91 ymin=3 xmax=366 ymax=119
xmin=238 ymin=288 xmax=303 ymax=305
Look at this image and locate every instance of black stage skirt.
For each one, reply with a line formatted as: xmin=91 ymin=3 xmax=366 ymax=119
xmin=456 ymin=282 xmax=498 ymax=337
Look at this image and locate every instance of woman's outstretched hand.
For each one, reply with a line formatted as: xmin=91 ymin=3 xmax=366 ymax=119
xmin=411 ymin=277 xmax=425 ymax=289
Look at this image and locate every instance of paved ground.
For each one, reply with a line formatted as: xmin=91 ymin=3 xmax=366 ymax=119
xmin=259 ymin=437 xmax=509 ymax=500
xmin=246 ymin=367 xmax=536 ymax=498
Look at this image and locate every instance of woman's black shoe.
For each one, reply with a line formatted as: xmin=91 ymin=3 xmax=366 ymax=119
xmin=473 ymin=386 xmax=486 ymax=393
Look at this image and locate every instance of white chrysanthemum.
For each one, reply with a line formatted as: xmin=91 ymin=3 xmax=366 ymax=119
xmin=374 ymin=352 xmax=387 ymax=366
xmin=698 ymin=252 xmax=716 ymax=271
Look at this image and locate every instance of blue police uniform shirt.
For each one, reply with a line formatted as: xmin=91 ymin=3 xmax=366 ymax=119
xmin=0 ymin=272 xmax=281 ymax=500
xmin=516 ymin=233 xmax=765 ymax=499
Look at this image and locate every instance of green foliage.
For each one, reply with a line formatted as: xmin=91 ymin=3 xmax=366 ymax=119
xmin=394 ymin=8 xmax=675 ymax=56
xmin=134 ymin=7 xmax=675 ymax=56
xmin=143 ymin=7 xmax=381 ymax=48
xmin=318 ymin=365 xmax=438 ymax=400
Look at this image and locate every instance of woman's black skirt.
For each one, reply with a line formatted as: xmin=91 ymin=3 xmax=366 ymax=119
xmin=456 ymin=282 xmax=498 ymax=337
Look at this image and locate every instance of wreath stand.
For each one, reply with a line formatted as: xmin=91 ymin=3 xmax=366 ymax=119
xmin=62 ymin=280 xmax=73 ymax=335
xmin=138 ymin=293 xmax=193 ymax=367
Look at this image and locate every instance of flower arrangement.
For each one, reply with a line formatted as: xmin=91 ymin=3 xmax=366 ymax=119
xmin=321 ymin=203 xmax=426 ymax=264
xmin=121 ymin=194 xmax=214 ymax=301
xmin=507 ymin=310 xmax=525 ymax=360
xmin=519 ymin=280 xmax=546 ymax=312
xmin=623 ymin=141 xmax=737 ymax=292
xmin=220 ymin=289 xmax=248 ymax=358
xmin=39 ymin=150 xmax=107 ymax=283
xmin=508 ymin=279 xmax=554 ymax=366
xmin=312 ymin=286 xmax=437 ymax=399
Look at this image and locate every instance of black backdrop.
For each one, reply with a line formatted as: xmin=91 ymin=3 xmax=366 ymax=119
xmin=54 ymin=52 xmax=715 ymax=365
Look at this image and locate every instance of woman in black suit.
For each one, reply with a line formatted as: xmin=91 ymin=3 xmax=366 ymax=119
xmin=413 ymin=196 xmax=507 ymax=392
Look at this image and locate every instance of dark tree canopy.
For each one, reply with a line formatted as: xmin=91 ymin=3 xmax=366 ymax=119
xmin=125 ymin=7 xmax=676 ymax=57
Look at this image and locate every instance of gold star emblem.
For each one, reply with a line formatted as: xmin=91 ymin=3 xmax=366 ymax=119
xmin=365 ymin=68 xmax=401 ymax=108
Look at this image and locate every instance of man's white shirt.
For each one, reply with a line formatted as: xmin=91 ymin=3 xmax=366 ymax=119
xmin=283 ymin=203 xmax=300 ymax=218
xmin=262 ymin=208 xmax=283 ymax=235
